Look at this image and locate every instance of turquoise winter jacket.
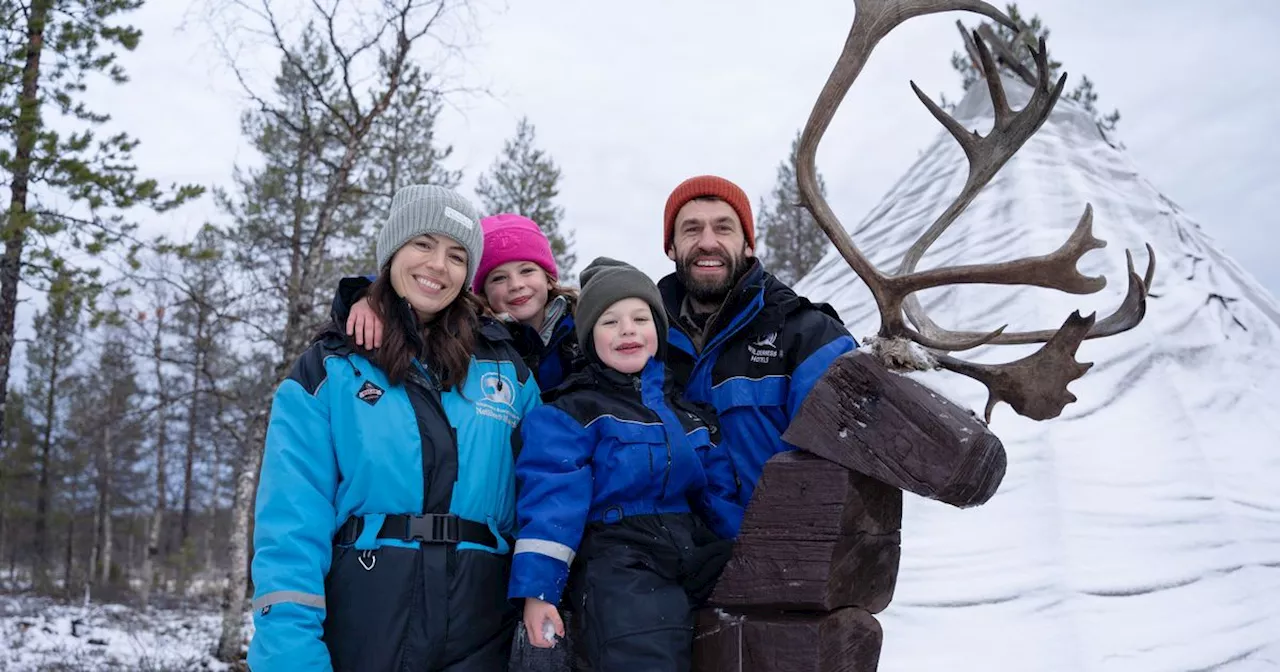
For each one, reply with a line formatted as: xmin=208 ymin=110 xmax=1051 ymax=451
xmin=247 ymin=318 xmax=540 ymax=671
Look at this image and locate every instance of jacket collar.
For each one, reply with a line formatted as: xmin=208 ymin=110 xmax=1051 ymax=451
xmin=659 ymin=258 xmax=771 ymax=346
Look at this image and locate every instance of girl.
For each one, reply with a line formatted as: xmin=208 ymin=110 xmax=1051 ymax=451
xmin=345 ymin=213 xmax=584 ymax=391
xmin=249 ymin=186 xmax=541 ymax=672
xmin=510 ymin=257 xmax=743 ymax=671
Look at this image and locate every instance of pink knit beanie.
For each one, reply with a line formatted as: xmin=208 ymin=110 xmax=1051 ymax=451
xmin=472 ymin=213 xmax=560 ymax=294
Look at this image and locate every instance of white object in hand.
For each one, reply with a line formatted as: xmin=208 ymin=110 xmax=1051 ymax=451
xmin=542 ymin=619 xmax=558 ymax=645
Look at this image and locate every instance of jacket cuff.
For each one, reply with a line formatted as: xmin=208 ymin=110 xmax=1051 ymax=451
xmin=509 ymin=551 xmax=570 ymax=605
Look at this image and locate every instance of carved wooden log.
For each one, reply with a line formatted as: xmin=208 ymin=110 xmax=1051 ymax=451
xmin=781 ymin=350 xmax=1007 ymax=508
xmin=710 ymin=452 xmax=902 ymax=612
xmin=693 ymin=607 xmax=883 ymax=672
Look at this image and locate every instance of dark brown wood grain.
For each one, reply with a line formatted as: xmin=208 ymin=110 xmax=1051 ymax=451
xmin=710 ymin=532 xmax=899 ymax=612
xmin=693 ymin=607 xmax=883 ymax=672
xmin=709 ymin=452 xmax=902 ymax=612
xmin=782 ymin=350 xmax=1008 ymax=508
xmin=733 ymin=451 xmax=903 ymax=537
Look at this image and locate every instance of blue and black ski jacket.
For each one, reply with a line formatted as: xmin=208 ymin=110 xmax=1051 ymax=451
xmin=508 ymin=358 xmax=742 ymax=606
xmin=504 ymin=301 xmax=585 ymax=393
xmin=658 ymin=259 xmax=857 ymax=508
xmin=248 ymin=300 xmax=540 ymax=671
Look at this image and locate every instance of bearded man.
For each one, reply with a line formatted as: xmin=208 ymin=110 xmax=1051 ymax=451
xmin=658 ymin=175 xmax=857 ymax=510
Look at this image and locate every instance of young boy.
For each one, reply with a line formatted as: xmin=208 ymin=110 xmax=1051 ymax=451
xmin=509 ymin=257 xmax=743 ymax=671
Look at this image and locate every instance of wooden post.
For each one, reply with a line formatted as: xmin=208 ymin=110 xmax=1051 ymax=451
xmin=709 ymin=452 xmax=902 ymax=613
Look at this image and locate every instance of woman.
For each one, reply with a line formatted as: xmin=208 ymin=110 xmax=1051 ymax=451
xmin=248 ymin=185 xmax=541 ymax=672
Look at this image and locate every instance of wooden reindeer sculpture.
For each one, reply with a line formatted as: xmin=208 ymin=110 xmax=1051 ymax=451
xmin=693 ymin=2 xmax=1156 ymax=670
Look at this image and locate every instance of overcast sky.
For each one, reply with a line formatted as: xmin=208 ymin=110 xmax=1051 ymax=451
xmin=76 ymin=1 xmax=1280 ymax=308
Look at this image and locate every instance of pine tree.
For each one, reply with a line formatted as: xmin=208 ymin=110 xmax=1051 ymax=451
xmin=0 ymin=387 xmax=37 ymax=584
xmin=164 ymin=228 xmax=243 ymax=581
xmin=475 ymin=117 xmax=576 ymax=280
xmin=0 ymin=0 xmax=203 ymax=447
xmin=757 ymin=131 xmax=831 ymax=286
xmin=950 ymin=3 xmax=1121 ymax=137
xmin=167 ymin=227 xmax=241 ymax=594
xmin=65 ymin=330 xmax=142 ymax=591
xmin=23 ymin=272 xmax=83 ymax=590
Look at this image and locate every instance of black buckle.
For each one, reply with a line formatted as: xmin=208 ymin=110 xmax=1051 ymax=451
xmin=406 ymin=513 xmax=459 ymax=544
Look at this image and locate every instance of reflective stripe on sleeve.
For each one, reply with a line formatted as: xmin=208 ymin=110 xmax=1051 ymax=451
xmin=252 ymin=590 xmax=326 ymax=612
xmin=513 ymin=538 xmax=576 ymax=564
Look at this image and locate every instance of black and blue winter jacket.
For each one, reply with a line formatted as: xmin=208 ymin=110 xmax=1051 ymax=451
xmin=248 ymin=304 xmax=540 ymax=671
xmin=507 ymin=357 xmax=743 ymax=605
xmin=505 ymin=307 xmax=585 ymax=393
xmin=659 ymin=259 xmax=857 ymax=508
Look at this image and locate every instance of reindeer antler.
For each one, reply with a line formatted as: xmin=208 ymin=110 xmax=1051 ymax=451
xmin=796 ymin=0 xmax=1156 ymax=422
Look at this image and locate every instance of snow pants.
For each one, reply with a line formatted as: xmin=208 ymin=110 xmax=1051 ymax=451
xmin=569 ymin=513 xmax=732 ymax=672
xmin=322 ymin=541 xmax=517 ymax=671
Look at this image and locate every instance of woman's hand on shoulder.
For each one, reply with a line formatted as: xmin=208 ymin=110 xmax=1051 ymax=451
xmin=522 ymin=597 xmax=564 ymax=648
xmin=346 ymin=297 xmax=383 ymax=349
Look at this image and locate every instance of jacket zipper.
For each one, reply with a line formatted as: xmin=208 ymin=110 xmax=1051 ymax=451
xmin=637 ymin=374 xmax=674 ymax=501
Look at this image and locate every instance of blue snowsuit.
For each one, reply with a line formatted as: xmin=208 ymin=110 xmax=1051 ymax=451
xmin=248 ymin=305 xmax=540 ymax=672
xmin=509 ymin=357 xmax=742 ymax=670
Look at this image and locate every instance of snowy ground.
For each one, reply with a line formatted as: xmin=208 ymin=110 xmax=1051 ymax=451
xmin=0 ymin=594 xmax=250 ymax=672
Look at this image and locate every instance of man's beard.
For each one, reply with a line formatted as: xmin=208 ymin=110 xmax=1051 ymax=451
xmin=675 ymin=246 xmax=749 ymax=306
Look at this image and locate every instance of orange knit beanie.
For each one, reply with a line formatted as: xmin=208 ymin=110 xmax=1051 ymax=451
xmin=662 ymin=175 xmax=754 ymax=252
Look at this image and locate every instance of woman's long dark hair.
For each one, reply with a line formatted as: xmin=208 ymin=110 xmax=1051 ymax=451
xmin=358 ymin=272 xmax=484 ymax=389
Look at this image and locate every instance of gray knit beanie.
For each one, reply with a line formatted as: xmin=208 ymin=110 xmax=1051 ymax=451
xmin=575 ymin=257 xmax=669 ymax=357
xmin=376 ymin=185 xmax=484 ymax=288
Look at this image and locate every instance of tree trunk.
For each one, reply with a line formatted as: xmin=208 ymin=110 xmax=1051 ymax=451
xmin=180 ymin=338 xmax=202 ymax=595
xmin=205 ymin=428 xmax=222 ymax=573
xmin=99 ymin=425 xmax=113 ymax=586
xmin=33 ymin=344 xmax=60 ymax=588
xmin=140 ymin=312 xmax=169 ymax=608
xmin=0 ymin=0 xmax=49 ymax=452
xmin=216 ymin=414 xmax=267 ymax=662
xmin=0 ymin=485 xmax=8 ymax=586
xmin=140 ymin=501 xmax=163 ymax=607
xmin=126 ymin=518 xmax=135 ymax=586
xmin=90 ymin=479 xmax=101 ymax=587
xmin=63 ymin=510 xmax=74 ymax=597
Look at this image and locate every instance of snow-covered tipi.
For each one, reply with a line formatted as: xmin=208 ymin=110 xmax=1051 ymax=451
xmin=795 ymin=70 xmax=1280 ymax=671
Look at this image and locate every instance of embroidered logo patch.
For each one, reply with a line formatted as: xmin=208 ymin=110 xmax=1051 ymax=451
xmin=357 ymin=381 xmax=385 ymax=405
xmin=480 ymin=372 xmax=514 ymax=407
xmin=748 ymin=331 xmax=781 ymax=364
xmin=475 ymin=371 xmax=520 ymax=428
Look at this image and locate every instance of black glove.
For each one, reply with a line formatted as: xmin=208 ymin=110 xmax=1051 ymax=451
xmin=509 ymin=619 xmax=575 ymax=672
xmin=682 ymin=538 xmax=735 ymax=605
